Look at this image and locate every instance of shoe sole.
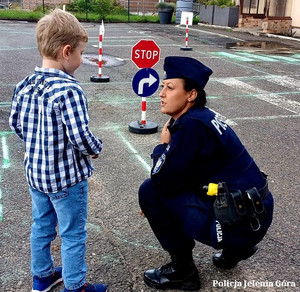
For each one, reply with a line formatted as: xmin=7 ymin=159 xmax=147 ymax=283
xmin=144 ymin=275 xmax=200 ymax=291
xmin=213 ymin=246 xmax=258 ymax=269
xmin=60 ymin=285 xmax=108 ymax=292
xmin=32 ymin=277 xmax=63 ymax=292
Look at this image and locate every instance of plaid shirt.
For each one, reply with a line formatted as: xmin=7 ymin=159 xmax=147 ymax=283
xmin=9 ymin=67 xmax=103 ymax=193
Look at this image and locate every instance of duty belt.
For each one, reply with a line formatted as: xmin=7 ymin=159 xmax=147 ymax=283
xmin=213 ymin=179 xmax=270 ymax=231
xmin=256 ymin=180 xmax=269 ymax=200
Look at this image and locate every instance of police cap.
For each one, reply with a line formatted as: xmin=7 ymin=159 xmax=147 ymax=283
xmin=163 ymin=56 xmax=213 ymax=89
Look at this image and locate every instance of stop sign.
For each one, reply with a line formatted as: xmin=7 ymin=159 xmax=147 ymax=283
xmin=131 ymin=39 xmax=161 ymax=69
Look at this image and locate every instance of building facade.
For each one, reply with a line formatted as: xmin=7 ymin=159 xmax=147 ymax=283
xmin=238 ymin=0 xmax=300 ymax=35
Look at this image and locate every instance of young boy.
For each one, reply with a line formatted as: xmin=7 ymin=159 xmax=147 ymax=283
xmin=9 ymin=9 xmax=107 ymax=292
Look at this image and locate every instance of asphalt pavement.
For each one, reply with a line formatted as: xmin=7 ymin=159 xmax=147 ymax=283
xmin=0 ymin=20 xmax=299 ymax=292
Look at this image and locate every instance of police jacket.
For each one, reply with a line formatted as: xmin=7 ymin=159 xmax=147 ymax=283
xmin=151 ymin=106 xmax=266 ymax=196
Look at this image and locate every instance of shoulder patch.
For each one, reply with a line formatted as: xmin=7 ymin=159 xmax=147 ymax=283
xmin=152 ymin=145 xmax=170 ymax=174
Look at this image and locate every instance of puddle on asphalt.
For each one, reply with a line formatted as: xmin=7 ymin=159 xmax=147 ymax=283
xmin=82 ymin=54 xmax=125 ymax=67
xmin=226 ymin=41 xmax=300 ymax=55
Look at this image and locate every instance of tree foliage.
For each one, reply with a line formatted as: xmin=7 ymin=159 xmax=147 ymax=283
xmin=197 ymin=0 xmax=236 ymax=7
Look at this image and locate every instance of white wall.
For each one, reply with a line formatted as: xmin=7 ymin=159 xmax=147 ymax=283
xmin=291 ymin=0 xmax=300 ymax=27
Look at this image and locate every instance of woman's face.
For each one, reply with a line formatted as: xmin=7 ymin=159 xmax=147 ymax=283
xmin=159 ymin=78 xmax=194 ymax=120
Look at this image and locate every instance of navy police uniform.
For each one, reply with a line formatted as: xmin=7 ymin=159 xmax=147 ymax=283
xmin=139 ymin=57 xmax=274 ymax=290
xmin=139 ymin=106 xmax=273 ymax=251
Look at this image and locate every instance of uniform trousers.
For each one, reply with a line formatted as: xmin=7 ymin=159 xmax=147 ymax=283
xmin=139 ymin=178 xmax=274 ymax=253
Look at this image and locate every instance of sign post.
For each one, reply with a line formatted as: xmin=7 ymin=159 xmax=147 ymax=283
xmin=91 ymin=20 xmax=110 ymax=82
xmin=180 ymin=12 xmax=193 ymax=51
xmin=129 ymin=40 xmax=161 ymax=134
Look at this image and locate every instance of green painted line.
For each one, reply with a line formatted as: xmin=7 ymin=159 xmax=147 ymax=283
xmin=0 ymin=131 xmax=14 ymax=135
xmin=293 ymin=54 xmax=300 ymax=59
xmin=112 ymin=229 xmax=159 ymax=250
xmin=115 ymin=128 xmax=151 ymax=173
xmin=236 ymin=91 xmax=300 ymax=98
xmin=0 ymin=102 xmax=12 ymax=107
xmin=2 ymin=135 xmax=10 ymax=169
xmin=237 ymin=52 xmax=276 ymax=62
xmin=197 ymin=51 xmax=272 ymax=75
xmin=0 ymin=172 xmax=2 ymax=222
xmin=269 ymin=55 xmax=300 ymax=64
xmin=211 ymin=52 xmax=253 ymax=62
xmin=0 ymin=204 xmax=3 ymax=222
xmin=86 ymin=222 xmax=101 ymax=233
xmin=210 ymin=50 xmax=300 ymax=70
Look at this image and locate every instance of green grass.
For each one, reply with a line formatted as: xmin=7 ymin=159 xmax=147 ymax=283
xmin=0 ymin=9 xmax=44 ymax=21
xmin=0 ymin=9 xmax=161 ymax=23
xmin=0 ymin=8 xmax=199 ymax=24
xmin=73 ymin=11 xmax=161 ymax=23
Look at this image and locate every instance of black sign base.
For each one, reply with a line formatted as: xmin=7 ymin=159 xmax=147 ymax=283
xmin=180 ymin=47 xmax=193 ymax=51
xmin=90 ymin=75 xmax=110 ymax=82
xmin=129 ymin=121 xmax=158 ymax=134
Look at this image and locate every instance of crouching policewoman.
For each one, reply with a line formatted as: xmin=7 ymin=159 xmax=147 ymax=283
xmin=138 ymin=56 xmax=274 ymax=291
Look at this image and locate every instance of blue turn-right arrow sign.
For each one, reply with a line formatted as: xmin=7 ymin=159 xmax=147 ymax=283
xmin=132 ymin=68 xmax=160 ymax=97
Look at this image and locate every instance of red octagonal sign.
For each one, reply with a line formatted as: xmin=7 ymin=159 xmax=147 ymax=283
xmin=131 ymin=39 xmax=161 ymax=69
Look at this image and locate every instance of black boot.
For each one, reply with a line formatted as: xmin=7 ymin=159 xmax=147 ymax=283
xmin=213 ymin=245 xmax=258 ymax=269
xmin=143 ymin=251 xmax=200 ymax=291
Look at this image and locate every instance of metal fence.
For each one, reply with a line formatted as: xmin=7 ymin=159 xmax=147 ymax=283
xmin=0 ymin=0 xmax=156 ymax=12
xmin=0 ymin=0 xmax=200 ymax=19
xmin=0 ymin=0 xmax=70 ymax=10
xmin=118 ymin=0 xmax=157 ymax=14
xmin=0 ymin=0 xmax=178 ymax=15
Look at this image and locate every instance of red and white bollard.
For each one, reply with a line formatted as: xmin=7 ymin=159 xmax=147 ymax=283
xmin=91 ymin=20 xmax=110 ymax=82
xmin=141 ymin=97 xmax=147 ymax=125
xmin=129 ymin=96 xmax=158 ymax=134
xmin=180 ymin=17 xmax=193 ymax=51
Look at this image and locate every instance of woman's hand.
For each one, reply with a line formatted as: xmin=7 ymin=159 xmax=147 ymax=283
xmin=139 ymin=209 xmax=146 ymax=218
xmin=160 ymin=119 xmax=171 ymax=144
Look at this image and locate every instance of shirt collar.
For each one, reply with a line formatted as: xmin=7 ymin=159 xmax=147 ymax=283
xmin=167 ymin=117 xmax=180 ymax=134
xmin=167 ymin=107 xmax=197 ymax=134
xmin=34 ymin=66 xmax=77 ymax=82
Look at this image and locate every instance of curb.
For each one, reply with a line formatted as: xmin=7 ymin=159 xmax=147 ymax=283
xmin=197 ymin=22 xmax=300 ymax=42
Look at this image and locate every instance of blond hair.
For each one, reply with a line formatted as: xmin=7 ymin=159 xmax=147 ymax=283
xmin=36 ymin=9 xmax=88 ymax=60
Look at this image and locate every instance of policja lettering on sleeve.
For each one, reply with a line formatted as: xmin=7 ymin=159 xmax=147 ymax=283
xmin=211 ymin=114 xmax=228 ymax=135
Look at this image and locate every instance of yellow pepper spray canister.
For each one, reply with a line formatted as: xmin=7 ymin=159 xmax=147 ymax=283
xmin=206 ymin=183 xmax=218 ymax=196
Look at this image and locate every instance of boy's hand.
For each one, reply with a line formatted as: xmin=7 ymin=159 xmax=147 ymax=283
xmin=92 ymin=154 xmax=99 ymax=159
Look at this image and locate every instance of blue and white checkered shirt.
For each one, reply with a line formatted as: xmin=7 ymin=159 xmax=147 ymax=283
xmin=9 ymin=67 xmax=103 ymax=193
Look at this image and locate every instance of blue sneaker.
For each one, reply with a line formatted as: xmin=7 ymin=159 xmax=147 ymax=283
xmin=32 ymin=267 xmax=63 ymax=292
xmin=61 ymin=283 xmax=107 ymax=292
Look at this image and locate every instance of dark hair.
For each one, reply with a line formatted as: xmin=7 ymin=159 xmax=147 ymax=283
xmin=183 ymin=78 xmax=207 ymax=108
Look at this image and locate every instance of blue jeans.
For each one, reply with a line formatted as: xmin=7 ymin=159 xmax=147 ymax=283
xmin=30 ymin=179 xmax=88 ymax=290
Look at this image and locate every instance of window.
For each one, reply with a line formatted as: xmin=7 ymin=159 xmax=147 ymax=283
xmin=242 ymin=0 xmax=265 ymax=15
xmin=242 ymin=0 xmax=292 ymax=17
xmin=268 ymin=0 xmax=292 ymax=17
